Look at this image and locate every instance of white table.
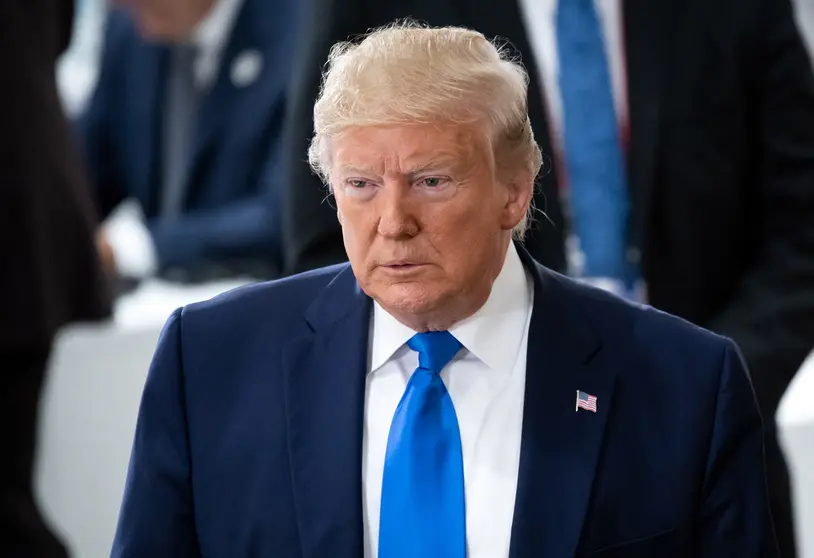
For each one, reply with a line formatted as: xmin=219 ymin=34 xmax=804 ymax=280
xmin=34 ymin=281 xmax=814 ymax=558
xmin=778 ymin=352 xmax=814 ymax=558
xmin=34 ymin=279 xmax=250 ymax=558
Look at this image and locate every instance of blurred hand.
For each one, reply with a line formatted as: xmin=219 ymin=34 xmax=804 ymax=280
xmin=96 ymin=230 xmax=117 ymax=275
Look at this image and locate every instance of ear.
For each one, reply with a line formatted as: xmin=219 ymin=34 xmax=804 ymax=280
xmin=499 ymin=171 xmax=534 ymax=232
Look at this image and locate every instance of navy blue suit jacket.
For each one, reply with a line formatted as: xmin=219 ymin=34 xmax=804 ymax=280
xmin=112 ymin=246 xmax=777 ymax=557
xmin=80 ymin=0 xmax=299 ymax=274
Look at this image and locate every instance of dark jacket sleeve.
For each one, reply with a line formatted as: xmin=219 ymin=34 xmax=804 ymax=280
xmin=147 ymin=180 xmax=282 ymax=275
xmin=697 ymin=340 xmax=778 ymax=557
xmin=709 ymin=0 xmax=814 ymax=413
xmin=280 ymin=0 xmax=371 ymax=275
xmin=111 ymin=308 xmax=200 ymax=557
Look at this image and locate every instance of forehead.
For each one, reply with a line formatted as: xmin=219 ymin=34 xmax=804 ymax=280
xmin=331 ymin=123 xmax=486 ymax=173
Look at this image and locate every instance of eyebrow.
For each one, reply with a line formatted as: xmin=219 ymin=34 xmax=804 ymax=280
xmin=336 ymin=154 xmax=464 ymax=177
xmin=404 ymin=156 xmax=462 ymax=175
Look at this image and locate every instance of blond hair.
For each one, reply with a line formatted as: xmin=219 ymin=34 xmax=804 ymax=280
xmin=308 ymin=21 xmax=542 ymax=238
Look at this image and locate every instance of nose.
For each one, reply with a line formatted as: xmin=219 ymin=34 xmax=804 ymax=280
xmin=377 ymin=183 xmax=420 ymax=239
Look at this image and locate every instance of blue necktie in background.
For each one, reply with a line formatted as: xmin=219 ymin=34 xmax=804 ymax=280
xmin=379 ymin=331 xmax=466 ymax=558
xmin=556 ymin=0 xmax=635 ymax=285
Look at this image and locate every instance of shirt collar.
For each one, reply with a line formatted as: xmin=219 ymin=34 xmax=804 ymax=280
xmin=190 ymin=0 xmax=244 ymax=57
xmin=370 ymin=242 xmax=533 ymax=375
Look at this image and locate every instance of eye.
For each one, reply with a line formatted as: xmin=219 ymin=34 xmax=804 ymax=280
xmin=348 ymin=179 xmax=369 ymax=189
xmin=420 ymin=177 xmax=444 ymax=188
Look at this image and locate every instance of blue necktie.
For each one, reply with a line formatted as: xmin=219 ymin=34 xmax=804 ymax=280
xmin=379 ymin=332 xmax=466 ymax=558
xmin=556 ymin=0 xmax=636 ymax=285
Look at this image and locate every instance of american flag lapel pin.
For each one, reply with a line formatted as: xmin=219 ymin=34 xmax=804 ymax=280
xmin=576 ymin=390 xmax=598 ymax=413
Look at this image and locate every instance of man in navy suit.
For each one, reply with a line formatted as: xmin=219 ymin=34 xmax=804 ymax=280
xmin=81 ymin=0 xmax=299 ymax=281
xmin=112 ymin=23 xmax=777 ymax=557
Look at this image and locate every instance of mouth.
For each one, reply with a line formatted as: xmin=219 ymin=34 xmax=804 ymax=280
xmin=380 ymin=262 xmax=426 ymax=273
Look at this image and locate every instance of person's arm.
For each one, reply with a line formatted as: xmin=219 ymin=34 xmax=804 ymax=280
xmin=111 ymin=308 xmax=200 ymax=557
xmin=696 ymin=340 xmax=778 ymax=557
xmin=145 ymin=151 xmax=282 ymax=276
xmin=279 ymin=0 xmax=370 ymax=275
xmin=709 ymin=0 xmax=814 ymax=413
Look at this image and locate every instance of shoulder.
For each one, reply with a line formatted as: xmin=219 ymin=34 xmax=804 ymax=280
xmin=233 ymin=0 xmax=301 ymax=55
xmin=541 ymin=268 xmax=747 ymax=431
xmin=102 ymin=9 xmax=141 ymax=52
xmin=545 ymin=268 xmax=735 ymax=376
xmin=91 ymin=9 xmax=150 ymax=90
xmin=176 ymin=263 xmax=349 ymax=342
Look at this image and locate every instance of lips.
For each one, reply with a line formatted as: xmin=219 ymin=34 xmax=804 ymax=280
xmin=379 ymin=261 xmax=427 ymax=274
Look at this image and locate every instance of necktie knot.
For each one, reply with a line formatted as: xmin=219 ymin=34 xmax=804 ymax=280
xmin=407 ymin=331 xmax=462 ymax=375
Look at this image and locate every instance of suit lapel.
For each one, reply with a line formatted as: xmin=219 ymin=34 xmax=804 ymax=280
xmin=190 ymin=22 xmax=249 ymax=176
xmin=285 ymin=266 xmax=370 ymax=558
xmin=510 ymin=247 xmax=617 ymax=558
xmin=624 ymin=0 xmax=673 ymax=247
xmin=188 ymin=0 xmax=294 ymax=191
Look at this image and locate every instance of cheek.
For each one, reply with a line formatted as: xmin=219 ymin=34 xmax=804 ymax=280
xmin=335 ymin=200 xmax=377 ymax=251
xmin=335 ymin=197 xmax=360 ymax=232
xmin=423 ymin=199 xmax=502 ymax=267
xmin=422 ymin=206 xmax=484 ymax=260
xmin=434 ymin=195 xmax=496 ymax=234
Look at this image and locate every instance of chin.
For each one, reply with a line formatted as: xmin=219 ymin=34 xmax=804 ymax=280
xmin=375 ymin=282 xmax=448 ymax=318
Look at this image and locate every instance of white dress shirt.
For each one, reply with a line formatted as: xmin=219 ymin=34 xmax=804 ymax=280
xmin=103 ymin=0 xmax=244 ymax=278
xmin=363 ymin=243 xmax=534 ymax=558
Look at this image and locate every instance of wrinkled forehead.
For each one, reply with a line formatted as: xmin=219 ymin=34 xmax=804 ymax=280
xmin=330 ymin=123 xmax=491 ymax=177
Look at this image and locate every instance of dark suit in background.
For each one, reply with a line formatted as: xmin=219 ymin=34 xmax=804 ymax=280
xmin=282 ymin=2 xmax=814 ymax=553
xmin=0 ymin=1 xmax=111 ymax=556
xmin=81 ymin=0 xmax=300 ymax=279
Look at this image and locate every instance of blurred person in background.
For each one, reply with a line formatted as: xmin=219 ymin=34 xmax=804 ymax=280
xmin=282 ymin=1 xmax=814 ymax=555
xmin=80 ymin=0 xmax=301 ymax=284
xmin=0 ymin=1 xmax=112 ymax=556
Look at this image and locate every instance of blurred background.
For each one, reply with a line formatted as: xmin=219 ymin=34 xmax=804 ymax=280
xmin=2 ymin=0 xmax=812 ymax=556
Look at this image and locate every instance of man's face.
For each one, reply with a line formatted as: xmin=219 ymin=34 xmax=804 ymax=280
xmin=116 ymin=0 xmax=215 ymax=41
xmin=330 ymin=123 xmax=531 ymax=329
